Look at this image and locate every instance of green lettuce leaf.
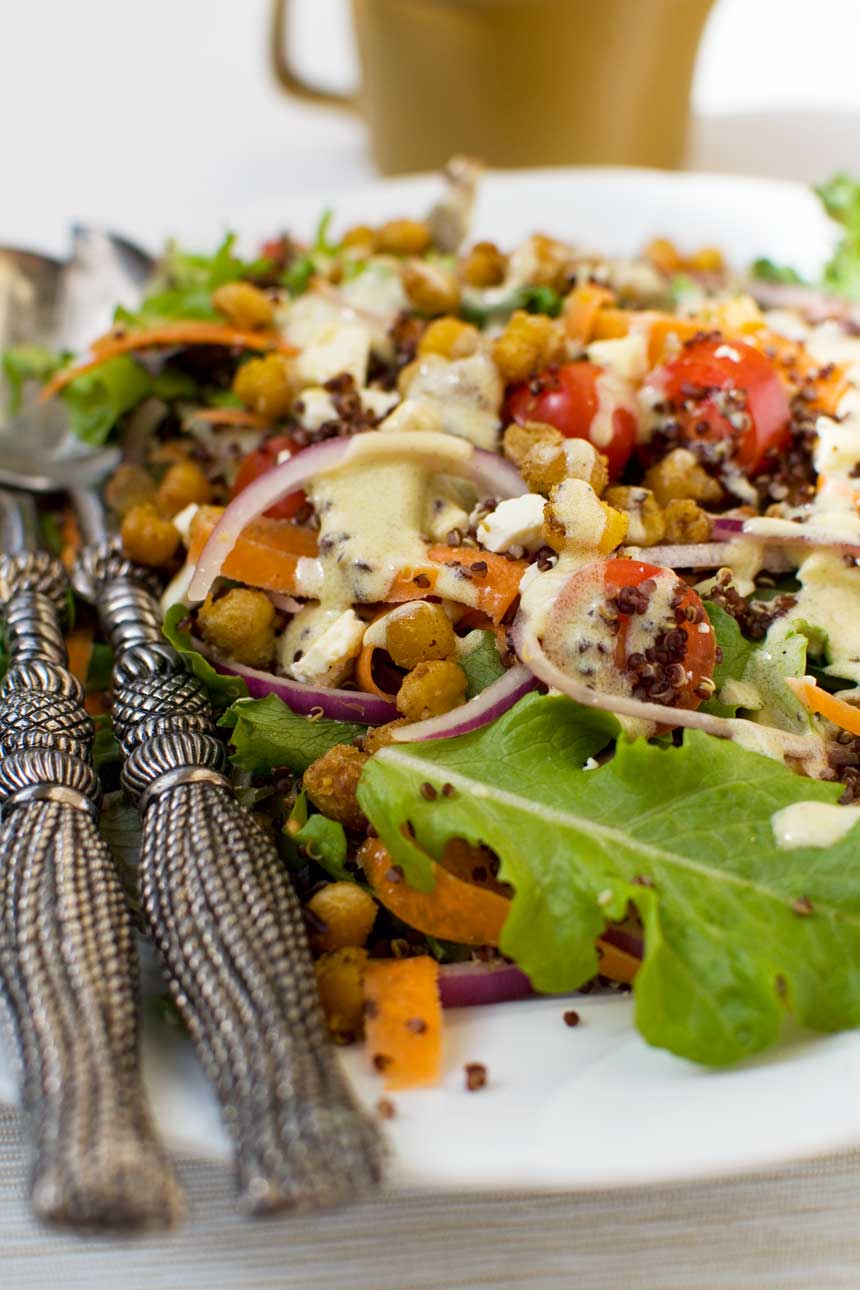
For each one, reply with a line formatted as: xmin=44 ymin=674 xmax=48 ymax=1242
xmin=292 ymin=810 xmax=352 ymax=882
xmin=1 ymin=344 xmax=69 ymax=414
xmin=60 ymin=355 xmax=152 ymax=445
xmin=358 ymin=692 xmax=860 ymax=1066
xmin=460 ymin=630 xmax=505 ymax=699
xmin=816 ymin=174 xmax=860 ymax=299
xmin=162 ymin=604 xmax=248 ymax=708
xmin=118 ymin=233 xmax=273 ymax=327
xmin=221 ymin=692 xmax=364 ymax=774
xmin=749 ymin=257 xmax=805 ymax=286
xmin=701 ymin=602 xmax=757 ymax=718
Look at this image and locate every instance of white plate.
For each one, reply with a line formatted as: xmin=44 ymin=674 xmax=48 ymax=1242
xmin=4 ymin=166 xmax=859 ymax=1191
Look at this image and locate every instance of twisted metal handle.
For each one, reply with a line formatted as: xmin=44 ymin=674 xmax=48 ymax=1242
xmin=0 ymin=553 xmax=182 ymax=1230
xmin=82 ymin=543 xmax=383 ymax=1213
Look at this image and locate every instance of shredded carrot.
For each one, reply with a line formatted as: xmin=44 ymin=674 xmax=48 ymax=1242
xmin=39 ymin=323 xmax=296 ymax=403
xmin=562 ymin=283 xmax=615 ymax=343
xmin=386 ymin=545 xmax=526 ymax=625
xmin=355 ymin=642 xmax=397 ymax=700
xmin=788 ymin=677 xmax=860 ymax=737
xmin=64 ymin=626 xmax=107 ymax=717
xmin=186 ymin=504 xmax=318 ymax=595
xmin=362 ymin=956 xmax=442 ymax=1090
xmin=183 ymin=406 xmax=273 ymax=429
xmin=359 ymin=837 xmax=509 ymax=946
xmin=595 ymin=937 xmax=640 ymax=985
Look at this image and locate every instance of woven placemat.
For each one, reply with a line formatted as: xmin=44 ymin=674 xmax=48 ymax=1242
xmin=3 ymin=1103 xmax=860 ymax=1289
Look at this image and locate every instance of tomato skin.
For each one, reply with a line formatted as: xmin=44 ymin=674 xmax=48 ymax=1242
xmin=230 ymin=435 xmax=307 ymax=520
xmin=650 ymin=336 xmax=791 ymax=474
xmin=505 ymin=361 xmax=637 ymax=478
xmin=547 ymin=558 xmax=716 ymax=713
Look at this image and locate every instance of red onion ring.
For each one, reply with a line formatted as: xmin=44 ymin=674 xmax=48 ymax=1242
xmin=193 ymin=638 xmax=398 ymax=724
xmin=711 ymin=514 xmax=860 ymax=553
xmin=187 ymin=432 xmax=525 ymax=604
xmin=391 ymin=665 xmax=537 ymax=743
xmin=438 ymin=961 xmax=534 ymax=1009
xmin=623 ymin=541 xmax=743 ymax=569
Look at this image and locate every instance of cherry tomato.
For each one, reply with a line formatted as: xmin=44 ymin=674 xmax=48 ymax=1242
xmin=230 ymin=434 xmax=307 ymax=520
xmin=546 ymin=558 xmax=716 ymax=713
xmin=649 ymin=335 xmax=790 ymax=474
xmin=505 ymin=361 xmax=638 ymax=478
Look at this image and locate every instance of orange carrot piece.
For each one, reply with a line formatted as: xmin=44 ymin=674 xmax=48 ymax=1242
xmin=562 ymin=283 xmax=615 ymax=343
xmin=595 ymin=937 xmax=640 ymax=985
xmin=39 ymin=323 xmax=296 ymax=402
xmin=359 ymin=837 xmax=510 ymax=946
xmin=362 ymin=956 xmax=442 ymax=1090
xmin=386 ymin=546 xmax=526 ymax=625
xmin=187 ymin=504 xmax=317 ymax=595
xmin=644 ymin=315 xmax=707 ymax=365
xmin=589 ymin=308 xmax=634 ymax=342
xmin=355 ymin=642 xmax=397 ymax=700
xmin=787 ymin=677 xmax=860 ymax=737
xmin=183 ymin=406 xmax=273 ymax=428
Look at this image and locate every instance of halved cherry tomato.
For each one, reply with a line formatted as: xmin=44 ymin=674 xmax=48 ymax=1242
xmin=649 ymin=335 xmax=791 ymax=475
xmin=230 ymin=434 xmax=307 ymax=520
xmin=547 ymin=558 xmax=716 ymax=712
xmin=504 ymin=361 xmax=638 ymax=478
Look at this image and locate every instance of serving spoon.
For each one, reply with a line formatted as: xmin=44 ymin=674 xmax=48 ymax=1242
xmin=0 ymin=230 xmax=384 ymax=1214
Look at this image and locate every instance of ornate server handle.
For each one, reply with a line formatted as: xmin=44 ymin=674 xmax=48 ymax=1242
xmin=78 ymin=541 xmax=383 ymax=1214
xmin=0 ymin=550 xmax=182 ymax=1230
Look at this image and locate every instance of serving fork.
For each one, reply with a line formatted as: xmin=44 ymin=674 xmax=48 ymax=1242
xmin=0 ymin=230 xmax=383 ymax=1216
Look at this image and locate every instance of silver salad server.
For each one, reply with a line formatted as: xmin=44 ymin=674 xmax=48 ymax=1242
xmin=0 ymin=487 xmax=182 ymax=1229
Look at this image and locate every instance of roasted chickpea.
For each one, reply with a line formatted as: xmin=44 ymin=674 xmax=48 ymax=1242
xmin=303 ymin=744 xmax=368 ymax=832
xmin=361 ymin=719 xmax=410 ymax=754
xmin=603 ymin=486 xmax=666 ymax=547
xmin=155 ymin=459 xmax=212 ymax=518
xmin=502 ymin=419 xmax=562 ymax=468
xmin=120 ymin=503 xmax=180 ymax=567
xmin=492 ymin=311 xmax=564 ymax=383
xmin=196 ymin=588 xmax=276 ymax=668
xmin=644 ymin=448 xmax=723 ymax=507
xmin=376 ymin=218 xmax=432 ymax=257
xmin=417 ymin=316 xmax=480 ymax=361
xmin=232 ymin=352 xmax=294 ymax=419
xmin=104 ymin=463 xmax=156 ymax=516
xmin=307 ymin=883 xmax=378 ymax=952
xmin=396 ymin=659 xmax=467 ymax=723
xmin=341 ymin=224 xmax=377 ymax=251
xmin=460 ymin=240 xmax=507 ymax=288
xmin=212 ymin=280 xmax=274 ymax=330
xmin=315 ymin=947 xmax=367 ymax=1041
xmin=386 ymin=603 xmax=456 ymax=670
xmin=402 ymin=260 xmax=460 ymax=316
xmin=662 ymin=498 xmax=712 ymax=544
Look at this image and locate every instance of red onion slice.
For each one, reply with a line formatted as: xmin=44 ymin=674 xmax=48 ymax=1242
xmin=187 ymin=432 xmax=526 ymax=604
xmin=438 ymin=961 xmax=534 ymax=1009
xmin=711 ymin=514 xmax=860 ymax=553
xmin=391 ymin=665 xmax=537 ymax=743
xmin=511 ymin=612 xmax=734 ymax=734
xmin=624 ymin=541 xmax=743 ymax=569
xmin=193 ymin=638 xmax=398 ymax=724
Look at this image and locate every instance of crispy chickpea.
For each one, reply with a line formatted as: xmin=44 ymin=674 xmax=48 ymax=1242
xmin=543 ymin=479 xmax=627 ymax=555
xmin=644 ymin=237 xmax=682 ymax=275
xmin=341 ymin=224 xmax=377 ymax=251
xmin=402 ymin=260 xmax=460 ymax=316
xmin=307 ymin=882 xmax=378 ymax=952
xmin=396 ymin=659 xmax=467 ymax=723
xmin=492 ymin=311 xmax=564 ymax=384
xmin=662 ymin=498 xmax=712 ymax=544
xmin=417 ymin=316 xmax=480 ymax=361
xmin=155 ymin=459 xmax=212 ymax=518
xmin=362 ymin=719 xmax=410 ymax=754
xmin=376 ymin=219 xmax=432 ymax=257
xmin=644 ymin=447 xmax=723 ymax=507
xmin=120 ymin=503 xmax=180 ymax=567
xmin=315 ymin=947 xmax=367 ymax=1041
xmin=212 ymin=280 xmax=274 ymax=330
xmin=460 ymin=240 xmax=507 ymax=288
xmin=303 ymin=744 xmax=368 ymax=832
xmin=386 ymin=603 xmax=456 ymax=670
xmin=104 ymin=463 xmax=156 ymax=516
xmin=603 ymin=486 xmax=666 ymax=547
xmin=688 ymin=246 xmax=724 ymax=273
xmin=232 ymin=352 xmax=294 ymax=419
xmin=520 ymin=435 xmax=608 ymax=498
xmin=502 ymin=419 xmax=562 ymax=467
xmin=196 ymin=588 xmax=276 ymax=668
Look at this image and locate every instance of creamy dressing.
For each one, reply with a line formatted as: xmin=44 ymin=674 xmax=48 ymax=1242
xmin=590 ymin=368 xmax=640 ymax=449
xmin=771 ymin=801 xmax=860 ymax=850
xmin=393 ymin=352 xmax=503 ymax=450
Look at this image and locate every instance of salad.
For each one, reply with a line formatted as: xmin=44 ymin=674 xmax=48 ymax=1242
xmin=8 ymin=163 xmax=860 ymax=1096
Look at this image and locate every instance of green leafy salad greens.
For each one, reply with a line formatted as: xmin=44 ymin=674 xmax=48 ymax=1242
xmin=751 ymin=173 xmax=860 ymax=298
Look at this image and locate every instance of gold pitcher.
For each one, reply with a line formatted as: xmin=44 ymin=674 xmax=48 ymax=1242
xmin=270 ymin=0 xmax=715 ymax=174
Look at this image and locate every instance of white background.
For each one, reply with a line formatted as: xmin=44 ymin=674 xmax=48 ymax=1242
xmin=0 ymin=0 xmax=859 ymax=252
